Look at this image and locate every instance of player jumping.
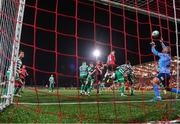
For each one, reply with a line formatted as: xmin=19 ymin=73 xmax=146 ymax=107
xmin=103 ymin=51 xmax=116 ymax=84
xmin=151 ymin=38 xmax=180 ymax=101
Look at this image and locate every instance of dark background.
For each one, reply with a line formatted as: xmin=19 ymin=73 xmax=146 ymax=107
xmin=20 ymin=0 xmax=180 ymax=87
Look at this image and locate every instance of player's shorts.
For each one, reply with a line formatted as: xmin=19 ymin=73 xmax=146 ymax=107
xmin=96 ymin=74 xmax=102 ymax=81
xmin=15 ymin=80 xmax=23 ymax=88
xmin=115 ymin=71 xmax=125 ymax=84
xmin=127 ymin=75 xmax=133 ymax=85
xmin=80 ymin=74 xmax=87 ymax=83
xmin=50 ymin=83 xmax=54 ymax=88
xmin=80 ymin=74 xmax=87 ymax=79
xmin=157 ymin=73 xmax=170 ymax=88
xmin=107 ymin=64 xmax=116 ymax=71
xmin=19 ymin=74 xmax=25 ymax=80
xmin=86 ymin=75 xmax=94 ymax=83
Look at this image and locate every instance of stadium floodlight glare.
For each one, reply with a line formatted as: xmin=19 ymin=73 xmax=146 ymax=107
xmin=93 ymin=49 xmax=100 ymax=59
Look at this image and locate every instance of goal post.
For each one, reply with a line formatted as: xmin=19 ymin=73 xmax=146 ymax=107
xmin=0 ymin=0 xmax=26 ymax=110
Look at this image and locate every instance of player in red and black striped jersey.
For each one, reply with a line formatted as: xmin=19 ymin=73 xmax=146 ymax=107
xmin=19 ymin=65 xmax=28 ymax=93
xmin=91 ymin=60 xmax=105 ymax=94
xmin=107 ymin=51 xmax=116 ymax=70
xmin=103 ymin=51 xmax=116 ymax=83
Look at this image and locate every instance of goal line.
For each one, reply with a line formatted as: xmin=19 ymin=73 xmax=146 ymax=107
xmin=14 ymin=99 xmax=180 ymax=105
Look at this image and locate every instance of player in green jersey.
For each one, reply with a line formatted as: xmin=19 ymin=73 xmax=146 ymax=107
xmin=79 ymin=62 xmax=88 ymax=95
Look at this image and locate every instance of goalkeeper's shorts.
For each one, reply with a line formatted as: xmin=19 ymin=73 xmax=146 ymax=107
xmin=157 ymin=73 xmax=170 ymax=88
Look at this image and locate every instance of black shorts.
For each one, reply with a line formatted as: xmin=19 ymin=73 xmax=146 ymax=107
xmin=127 ymin=75 xmax=133 ymax=85
xmin=96 ymin=74 xmax=102 ymax=81
xmin=157 ymin=73 xmax=170 ymax=87
xmin=107 ymin=64 xmax=116 ymax=71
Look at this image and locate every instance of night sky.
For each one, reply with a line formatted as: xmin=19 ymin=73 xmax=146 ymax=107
xmin=20 ymin=0 xmax=179 ymax=86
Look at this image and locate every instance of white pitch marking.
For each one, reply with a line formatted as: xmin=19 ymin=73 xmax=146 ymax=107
xmin=14 ymin=99 xmax=180 ymax=105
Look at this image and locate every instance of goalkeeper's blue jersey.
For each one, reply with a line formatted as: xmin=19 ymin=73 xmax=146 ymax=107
xmin=151 ymin=48 xmax=170 ymax=74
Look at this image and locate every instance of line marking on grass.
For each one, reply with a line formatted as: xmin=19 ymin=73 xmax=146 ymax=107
xmin=14 ymin=99 xmax=180 ymax=105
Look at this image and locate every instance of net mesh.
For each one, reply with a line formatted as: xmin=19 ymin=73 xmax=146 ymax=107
xmin=0 ymin=0 xmax=180 ymax=123
xmin=0 ymin=0 xmax=17 ymax=110
xmin=0 ymin=0 xmax=25 ymax=110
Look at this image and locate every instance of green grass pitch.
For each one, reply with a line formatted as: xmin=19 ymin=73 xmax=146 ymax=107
xmin=0 ymin=88 xmax=180 ymax=123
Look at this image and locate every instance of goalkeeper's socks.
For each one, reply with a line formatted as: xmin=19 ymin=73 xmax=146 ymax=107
xmin=153 ymin=84 xmax=160 ymax=97
xmin=171 ymin=88 xmax=180 ymax=94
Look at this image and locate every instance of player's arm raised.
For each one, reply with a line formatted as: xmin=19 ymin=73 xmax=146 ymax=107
xmin=160 ymin=37 xmax=167 ymax=48
xmin=151 ymin=42 xmax=160 ymax=56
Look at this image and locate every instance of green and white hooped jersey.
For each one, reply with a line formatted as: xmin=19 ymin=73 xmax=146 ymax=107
xmin=87 ymin=66 xmax=94 ymax=74
xmin=79 ymin=65 xmax=88 ymax=76
xmin=117 ymin=64 xmax=127 ymax=74
xmin=117 ymin=64 xmax=133 ymax=75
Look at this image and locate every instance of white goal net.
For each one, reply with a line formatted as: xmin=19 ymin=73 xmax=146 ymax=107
xmin=0 ymin=0 xmax=25 ymax=111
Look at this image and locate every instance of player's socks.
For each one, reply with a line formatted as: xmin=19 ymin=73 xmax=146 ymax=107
xmin=14 ymin=87 xmax=17 ymax=94
xmin=14 ymin=87 xmax=20 ymax=95
xmin=2 ymin=87 xmax=7 ymax=95
xmin=120 ymin=83 xmax=125 ymax=95
xmin=160 ymin=83 xmax=164 ymax=89
xmin=87 ymin=85 xmax=91 ymax=93
xmin=153 ymin=84 xmax=160 ymax=97
xmin=80 ymin=84 xmax=84 ymax=93
xmin=89 ymin=85 xmax=93 ymax=93
xmin=171 ymin=88 xmax=180 ymax=94
xmin=130 ymin=87 xmax=134 ymax=95
xmin=100 ymin=83 xmax=105 ymax=91
xmin=85 ymin=84 xmax=89 ymax=93
xmin=49 ymin=86 xmax=52 ymax=92
xmin=86 ymin=86 xmax=90 ymax=94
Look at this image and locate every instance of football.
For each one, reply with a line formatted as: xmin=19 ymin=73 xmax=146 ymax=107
xmin=152 ymin=30 xmax=159 ymax=38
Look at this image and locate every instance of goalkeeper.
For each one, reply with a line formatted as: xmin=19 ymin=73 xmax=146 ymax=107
xmin=84 ymin=63 xmax=95 ymax=95
xmin=151 ymin=38 xmax=180 ymax=101
xmin=79 ymin=62 xmax=88 ymax=95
